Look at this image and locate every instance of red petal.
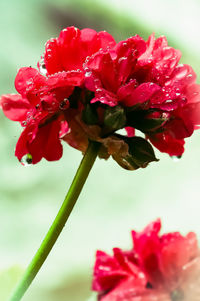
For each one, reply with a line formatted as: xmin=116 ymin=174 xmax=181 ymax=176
xmin=148 ymin=132 xmax=185 ymax=156
xmin=97 ymin=30 xmax=116 ymax=49
xmin=93 ymin=250 xmax=128 ymax=292
xmin=165 ymin=64 xmax=196 ymax=89
xmin=117 ymin=79 xmax=137 ymax=104
xmin=44 ymin=38 xmax=63 ymax=74
xmin=46 ymin=70 xmax=84 ymax=88
xmin=159 ymin=231 xmax=198 ymax=289
xmin=125 ymin=127 xmax=135 ymax=137
xmin=123 ymin=82 xmax=161 ymax=107
xmin=0 ymin=94 xmax=30 ymax=121
xmin=44 ymin=27 xmax=116 ymax=75
xmin=15 ymin=126 xmax=34 ymax=161
xmin=29 ymin=120 xmax=63 ymax=163
xmin=138 ymin=33 xmax=155 ymax=66
xmin=15 ymin=120 xmax=63 ymax=164
xmin=91 ymin=88 xmax=117 ymax=107
xmin=15 ymin=67 xmax=46 ymax=97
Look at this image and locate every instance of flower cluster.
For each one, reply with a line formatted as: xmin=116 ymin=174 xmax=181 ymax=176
xmin=93 ymin=219 xmax=200 ymax=301
xmin=1 ymin=27 xmax=200 ymax=167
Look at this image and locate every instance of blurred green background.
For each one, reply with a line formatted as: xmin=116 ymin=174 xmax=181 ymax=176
xmin=0 ymin=0 xmax=200 ymax=300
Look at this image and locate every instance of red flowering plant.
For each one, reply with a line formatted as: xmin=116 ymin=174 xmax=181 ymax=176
xmin=1 ymin=27 xmax=200 ymax=301
xmin=1 ymin=28 xmax=200 ymax=168
xmin=93 ymin=219 xmax=200 ymax=301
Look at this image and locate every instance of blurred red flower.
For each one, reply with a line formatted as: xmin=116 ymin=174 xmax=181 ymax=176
xmin=93 ymin=219 xmax=200 ymax=301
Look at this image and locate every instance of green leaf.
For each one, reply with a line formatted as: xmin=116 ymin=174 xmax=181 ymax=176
xmin=104 ymin=106 xmax=126 ymax=131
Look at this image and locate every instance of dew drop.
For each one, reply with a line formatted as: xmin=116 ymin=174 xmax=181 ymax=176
xmin=20 ymin=154 xmax=32 ymax=166
xmin=171 ymin=155 xmax=182 ymax=162
xmin=165 ymin=99 xmax=173 ymax=103
xmin=39 ymin=57 xmax=47 ymax=75
xmin=22 ymin=121 xmax=27 ymax=126
xmin=85 ymin=71 xmax=92 ymax=78
xmin=118 ymin=57 xmax=127 ymax=64
xmin=59 ymin=98 xmax=69 ymax=110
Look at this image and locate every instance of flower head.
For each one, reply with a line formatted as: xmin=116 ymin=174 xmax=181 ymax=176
xmin=84 ymin=34 xmax=200 ymax=160
xmin=93 ymin=220 xmax=200 ymax=301
xmin=1 ymin=28 xmax=200 ymax=167
xmin=0 ymin=27 xmax=116 ymax=164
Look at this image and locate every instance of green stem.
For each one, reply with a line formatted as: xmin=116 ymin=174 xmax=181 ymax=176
xmin=8 ymin=140 xmax=101 ymax=301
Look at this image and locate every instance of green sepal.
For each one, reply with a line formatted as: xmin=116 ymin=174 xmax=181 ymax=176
xmin=126 ymin=136 xmax=159 ymax=168
xmin=104 ymin=106 xmax=126 ymax=131
xmin=112 ymin=152 xmax=140 ymax=170
xmin=68 ymin=87 xmax=82 ymax=108
xmin=113 ymin=135 xmax=158 ymax=170
xmin=82 ymin=104 xmax=98 ymax=125
xmin=127 ymin=109 xmax=167 ymax=133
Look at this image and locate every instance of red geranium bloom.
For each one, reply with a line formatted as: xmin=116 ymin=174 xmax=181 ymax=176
xmin=93 ymin=220 xmax=200 ymax=301
xmin=1 ymin=29 xmax=200 ymax=167
xmin=0 ymin=27 xmax=116 ymax=164
xmin=0 ymin=67 xmax=82 ymax=164
xmin=84 ymin=34 xmax=200 ymax=157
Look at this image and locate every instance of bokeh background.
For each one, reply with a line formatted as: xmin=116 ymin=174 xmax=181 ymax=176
xmin=1 ymin=0 xmax=200 ymax=300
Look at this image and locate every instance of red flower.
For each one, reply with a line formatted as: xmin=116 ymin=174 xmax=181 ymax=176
xmin=84 ymin=34 xmax=200 ymax=157
xmin=43 ymin=26 xmax=116 ymax=75
xmin=1 ymin=29 xmax=200 ymax=166
xmin=0 ymin=27 xmax=116 ymax=164
xmin=93 ymin=220 xmax=200 ymax=301
xmin=0 ymin=67 xmax=82 ymax=164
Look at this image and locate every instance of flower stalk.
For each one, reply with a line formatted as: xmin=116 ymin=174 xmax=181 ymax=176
xmin=8 ymin=140 xmax=101 ymax=301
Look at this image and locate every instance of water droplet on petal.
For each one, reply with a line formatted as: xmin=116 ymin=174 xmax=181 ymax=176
xmin=22 ymin=121 xmax=27 ymax=126
xmin=39 ymin=57 xmax=47 ymax=75
xmin=118 ymin=57 xmax=127 ymax=64
xmin=165 ymin=99 xmax=173 ymax=104
xmin=171 ymin=155 xmax=182 ymax=162
xmin=85 ymin=71 xmax=92 ymax=78
xmin=59 ymin=98 xmax=69 ymax=110
xmin=20 ymin=154 xmax=32 ymax=166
